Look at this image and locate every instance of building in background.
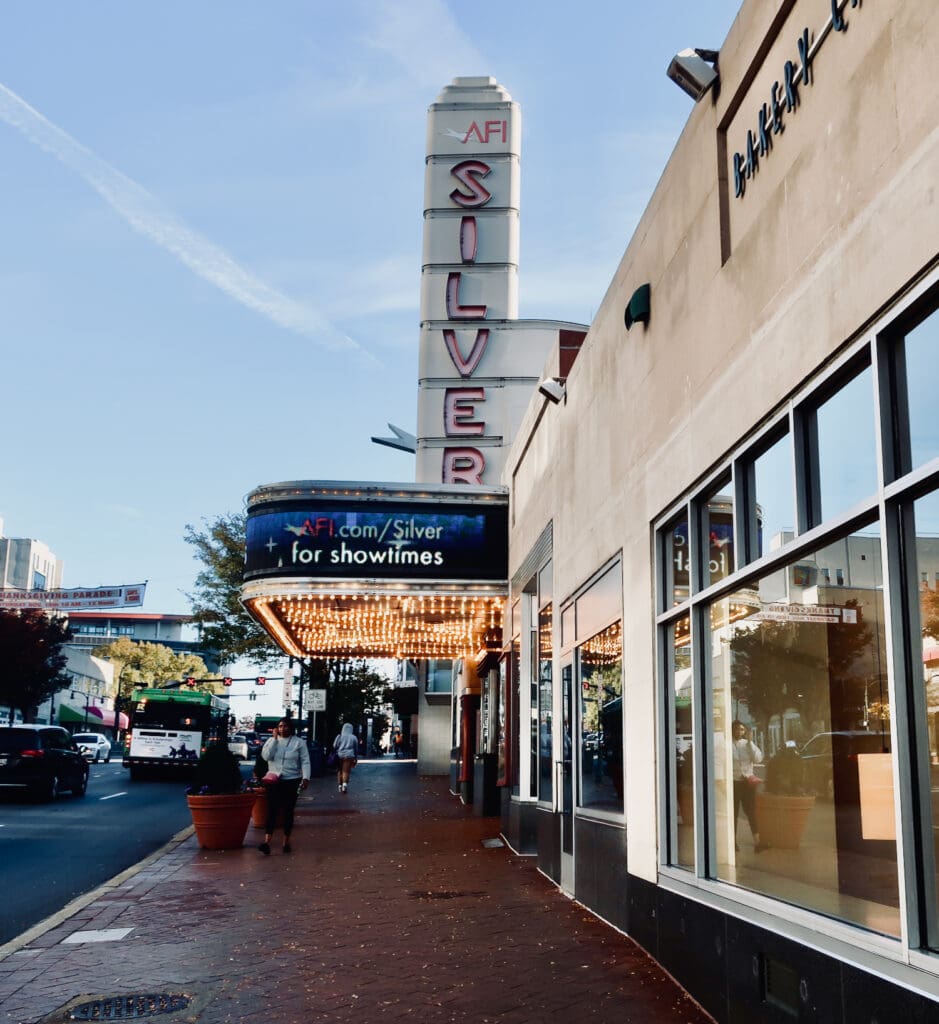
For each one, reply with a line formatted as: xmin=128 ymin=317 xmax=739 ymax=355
xmin=0 ymin=518 xmax=63 ymax=594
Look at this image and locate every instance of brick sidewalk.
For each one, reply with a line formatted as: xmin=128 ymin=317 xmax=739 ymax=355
xmin=0 ymin=763 xmax=712 ymax=1023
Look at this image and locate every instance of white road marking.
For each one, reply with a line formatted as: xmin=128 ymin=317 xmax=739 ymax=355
xmin=99 ymin=792 xmax=127 ymax=801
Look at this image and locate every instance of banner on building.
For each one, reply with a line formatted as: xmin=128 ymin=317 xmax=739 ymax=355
xmin=0 ymin=583 xmax=147 ymax=611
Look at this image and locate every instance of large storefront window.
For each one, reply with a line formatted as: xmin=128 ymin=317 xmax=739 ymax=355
xmin=578 ymin=620 xmax=623 ymax=812
xmin=655 ymin=288 xmax=939 ymax=951
xmin=707 ymin=526 xmax=898 ymax=935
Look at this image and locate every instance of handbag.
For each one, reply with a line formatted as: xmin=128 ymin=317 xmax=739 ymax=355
xmin=326 ymin=750 xmax=338 ymax=768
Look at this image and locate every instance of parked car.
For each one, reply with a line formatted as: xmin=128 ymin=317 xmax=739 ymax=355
xmin=0 ymin=724 xmax=89 ymax=800
xmin=228 ymin=733 xmax=250 ymax=760
xmin=73 ymin=732 xmax=112 ymax=763
xmin=241 ymin=731 xmax=263 ymax=760
xmin=799 ymin=729 xmax=889 ymax=800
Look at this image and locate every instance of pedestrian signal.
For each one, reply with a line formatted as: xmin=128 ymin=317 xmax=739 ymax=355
xmin=186 ymin=676 xmax=196 ymax=686
xmin=223 ymin=677 xmax=233 ymax=687
xmin=256 ymin=676 xmax=266 ymax=686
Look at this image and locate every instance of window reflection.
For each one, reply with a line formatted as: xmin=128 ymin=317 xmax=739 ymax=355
xmin=904 ymin=307 xmax=939 ymax=472
xmin=752 ymin=432 xmax=795 ymax=557
xmin=911 ymin=490 xmax=939 ymax=943
xmin=704 ymin=487 xmax=734 ymax=588
xmin=578 ymin=620 xmax=623 ymax=812
xmin=708 ymin=525 xmax=899 ymax=936
xmin=538 ymin=604 xmax=553 ymax=802
xmin=666 ymin=516 xmax=690 ymax=607
xmin=670 ymin=615 xmax=694 ymax=869
xmin=815 ymin=367 xmax=878 ymax=524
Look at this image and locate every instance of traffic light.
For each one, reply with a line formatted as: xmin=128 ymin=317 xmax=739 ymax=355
xmin=256 ymin=676 xmax=266 ymax=686
xmin=223 ymin=677 xmax=233 ymax=687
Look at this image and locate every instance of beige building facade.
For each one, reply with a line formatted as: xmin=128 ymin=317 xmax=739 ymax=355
xmin=498 ymin=0 xmax=939 ymax=1017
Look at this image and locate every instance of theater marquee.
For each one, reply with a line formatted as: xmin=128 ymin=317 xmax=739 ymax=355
xmin=241 ymin=481 xmax=508 ymax=661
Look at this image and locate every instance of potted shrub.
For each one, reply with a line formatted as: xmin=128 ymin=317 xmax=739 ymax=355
xmin=186 ymin=742 xmax=257 ymax=850
xmin=755 ymin=742 xmax=816 ymax=850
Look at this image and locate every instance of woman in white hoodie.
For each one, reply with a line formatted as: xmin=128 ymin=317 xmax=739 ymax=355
xmin=258 ymin=718 xmax=310 ymax=855
xmin=332 ymin=722 xmax=359 ymax=793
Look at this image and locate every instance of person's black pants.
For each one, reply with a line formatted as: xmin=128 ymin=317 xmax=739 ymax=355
xmin=265 ymin=778 xmax=300 ymax=836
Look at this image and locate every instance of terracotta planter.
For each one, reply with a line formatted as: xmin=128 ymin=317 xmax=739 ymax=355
xmin=251 ymin=790 xmax=268 ymax=829
xmin=186 ymin=793 xmax=257 ymax=850
xmin=755 ymin=792 xmax=816 ymax=850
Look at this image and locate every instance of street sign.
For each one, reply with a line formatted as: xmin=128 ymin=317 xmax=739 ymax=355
xmin=309 ymin=689 xmax=326 ymax=711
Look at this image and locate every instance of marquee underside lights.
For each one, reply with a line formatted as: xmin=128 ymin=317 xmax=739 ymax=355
xmin=243 ymin=586 xmax=504 ymax=661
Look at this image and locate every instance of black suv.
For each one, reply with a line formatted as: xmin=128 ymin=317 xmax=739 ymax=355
xmin=0 ymin=725 xmax=89 ymax=800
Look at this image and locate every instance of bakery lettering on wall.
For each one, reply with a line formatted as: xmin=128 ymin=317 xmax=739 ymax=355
xmin=440 ymin=122 xmax=507 ymax=485
xmin=732 ymin=0 xmax=863 ymax=199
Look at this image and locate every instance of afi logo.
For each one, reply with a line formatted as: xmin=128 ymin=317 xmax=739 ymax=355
xmin=448 ymin=120 xmax=507 ymax=144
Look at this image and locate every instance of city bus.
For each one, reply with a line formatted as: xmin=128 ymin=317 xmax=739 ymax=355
xmin=123 ymin=687 xmax=230 ymax=780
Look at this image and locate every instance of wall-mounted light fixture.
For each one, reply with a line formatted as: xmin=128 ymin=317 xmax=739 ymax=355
xmin=624 ymin=283 xmax=651 ymax=331
xmin=538 ymin=378 xmax=566 ymax=404
xmin=666 ymin=48 xmax=719 ymax=101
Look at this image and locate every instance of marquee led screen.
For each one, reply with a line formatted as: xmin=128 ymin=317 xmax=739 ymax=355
xmin=245 ymin=499 xmax=508 ymax=583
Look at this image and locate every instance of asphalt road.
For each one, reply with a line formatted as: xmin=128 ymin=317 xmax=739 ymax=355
xmin=0 ymin=759 xmax=202 ymax=945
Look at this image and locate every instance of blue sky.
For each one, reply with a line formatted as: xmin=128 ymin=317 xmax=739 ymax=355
xmin=1 ymin=0 xmax=741 ymax=623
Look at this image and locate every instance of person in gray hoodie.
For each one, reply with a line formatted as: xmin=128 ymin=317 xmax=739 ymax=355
xmin=332 ymin=722 xmax=359 ymax=793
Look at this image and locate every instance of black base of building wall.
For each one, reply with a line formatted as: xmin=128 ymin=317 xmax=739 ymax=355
xmin=537 ymin=806 xmax=560 ymax=883
xmin=624 ymin=874 xmax=939 ymax=1023
xmin=573 ymin=816 xmax=629 ymax=933
xmin=500 ymin=790 xmax=538 ymax=854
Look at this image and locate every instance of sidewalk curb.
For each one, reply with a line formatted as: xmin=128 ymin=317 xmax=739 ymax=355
xmin=0 ymin=824 xmax=195 ymax=963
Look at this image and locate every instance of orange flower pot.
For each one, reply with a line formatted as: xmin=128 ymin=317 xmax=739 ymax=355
xmin=186 ymin=793 xmax=257 ymax=850
xmin=251 ymin=790 xmax=268 ymax=829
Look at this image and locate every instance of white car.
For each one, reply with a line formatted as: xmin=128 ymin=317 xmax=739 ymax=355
xmin=228 ymin=734 xmax=250 ymax=760
xmin=73 ymin=732 xmax=112 ymax=763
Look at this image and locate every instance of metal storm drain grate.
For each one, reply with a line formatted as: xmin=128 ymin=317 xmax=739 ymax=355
xmin=68 ymin=994 xmax=191 ymax=1020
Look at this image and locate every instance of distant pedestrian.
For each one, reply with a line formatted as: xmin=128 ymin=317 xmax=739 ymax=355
xmin=259 ymin=719 xmax=310 ymax=855
xmin=333 ymin=722 xmax=358 ymax=793
xmin=393 ymin=730 xmax=404 ymax=758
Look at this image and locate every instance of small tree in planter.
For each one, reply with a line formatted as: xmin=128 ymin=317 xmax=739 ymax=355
xmin=186 ymin=742 xmax=256 ymax=849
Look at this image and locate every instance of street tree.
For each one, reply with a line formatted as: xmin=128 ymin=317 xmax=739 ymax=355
xmin=93 ymin=637 xmax=211 ymax=703
xmin=0 ymin=609 xmax=71 ymax=722
xmin=184 ymin=512 xmax=279 ymax=666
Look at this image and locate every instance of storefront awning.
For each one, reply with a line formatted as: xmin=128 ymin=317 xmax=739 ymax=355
xmin=84 ymin=705 xmax=129 ymax=730
xmin=241 ymin=481 xmax=508 ymax=661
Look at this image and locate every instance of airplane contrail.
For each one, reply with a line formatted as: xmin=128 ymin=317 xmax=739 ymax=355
xmin=0 ymin=82 xmax=374 ymax=361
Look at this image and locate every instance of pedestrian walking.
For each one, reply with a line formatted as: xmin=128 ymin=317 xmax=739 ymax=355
xmin=333 ymin=722 xmax=359 ymax=792
xmin=259 ymin=718 xmax=310 ymax=855
xmin=393 ymin=730 xmax=404 ymax=758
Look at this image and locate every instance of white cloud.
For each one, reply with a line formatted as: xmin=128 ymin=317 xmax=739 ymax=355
xmin=359 ymin=0 xmax=488 ymax=90
xmin=0 ymin=82 xmax=378 ymax=365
